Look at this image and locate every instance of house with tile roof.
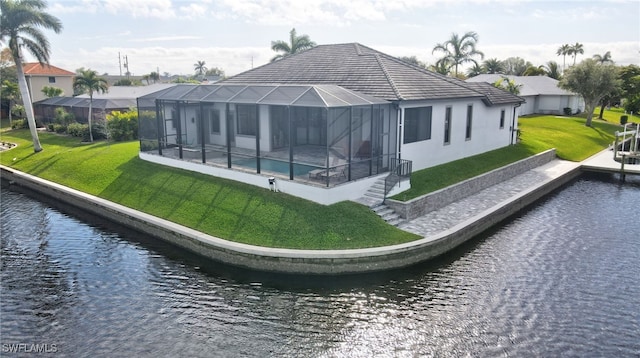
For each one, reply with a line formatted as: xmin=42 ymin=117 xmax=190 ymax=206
xmin=23 ymin=63 xmax=75 ymax=103
xmin=137 ymin=43 xmax=524 ymax=205
xmin=466 ymin=74 xmax=583 ymax=116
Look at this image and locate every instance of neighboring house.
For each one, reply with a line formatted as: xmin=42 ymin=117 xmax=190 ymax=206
xmin=34 ymin=83 xmax=175 ymax=124
xmin=137 ymin=43 xmax=523 ymax=204
xmin=23 ymin=62 xmax=75 ymax=103
xmin=466 ymin=74 xmax=583 ymax=116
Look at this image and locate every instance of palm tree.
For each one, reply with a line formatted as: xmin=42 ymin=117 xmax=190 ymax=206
xmin=493 ymin=76 xmax=522 ymax=95
xmin=270 ymin=28 xmax=316 ymax=62
xmin=556 ymin=44 xmax=571 ymax=72
xmin=543 ymin=61 xmax=561 ymax=80
xmin=194 ymin=60 xmax=207 ymax=79
xmin=432 ymin=31 xmax=485 ymax=77
xmin=73 ymin=68 xmax=108 ymax=142
xmin=523 ymin=65 xmax=546 ymax=76
xmin=568 ymin=42 xmax=584 ymax=66
xmin=1 ymin=0 xmax=62 ymax=152
xmin=482 ymin=58 xmax=504 ymax=74
xmin=465 ymin=63 xmax=484 ymax=77
xmin=593 ymin=51 xmax=613 ymax=64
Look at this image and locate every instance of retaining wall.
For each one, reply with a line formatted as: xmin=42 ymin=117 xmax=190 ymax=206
xmin=0 ymin=160 xmax=579 ymax=275
xmin=386 ymin=149 xmax=557 ymax=220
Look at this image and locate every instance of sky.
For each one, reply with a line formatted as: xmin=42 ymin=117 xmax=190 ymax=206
xmin=28 ymin=0 xmax=640 ymax=78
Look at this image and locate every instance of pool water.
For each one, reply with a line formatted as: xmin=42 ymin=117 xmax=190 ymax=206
xmin=233 ymin=157 xmax=317 ymax=176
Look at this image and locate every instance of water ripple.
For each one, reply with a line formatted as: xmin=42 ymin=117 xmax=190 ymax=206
xmin=1 ymin=174 xmax=639 ymax=357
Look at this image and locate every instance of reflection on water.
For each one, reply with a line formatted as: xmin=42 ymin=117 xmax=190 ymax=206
xmin=1 ymin=173 xmax=639 ymax=357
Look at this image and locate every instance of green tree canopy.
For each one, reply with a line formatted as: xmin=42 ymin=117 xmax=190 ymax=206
xmin=493 ymin=76 xmax=522 ymax=95
xmin=559 ymin=59 xmax=619 ymax=126
xmin=41 ymin=85 xmax=63 ymax=97
xmin=482 ymin=58 xmax=504 ymax=74
xmin=432 ymin=31 xmax=484 ymax=77
xmin=270 ymin=28 xmax=316 ymax=62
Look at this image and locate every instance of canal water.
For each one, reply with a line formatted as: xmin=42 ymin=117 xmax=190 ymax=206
xmin=1 ymin=173 xmax=639 ymax=357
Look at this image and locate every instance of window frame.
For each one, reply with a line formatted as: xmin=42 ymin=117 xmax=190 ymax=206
xmin=499 ymin=109 xmax=506 ymax=129
xmin=403 ymin=106 xmax=432 ymax=144
xmin=444 ymin=106 xmax=452 ymax=145
xmin=465 ymin=104 xmax=473 ymax=140
xmin=236 ymin=104 xmax=257 ymax=136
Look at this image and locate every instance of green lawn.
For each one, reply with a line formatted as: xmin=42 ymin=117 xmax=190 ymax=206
xmin=0 ymin=130 xmax=419 ymax=249
xmin=393 ymin=114 xmax=622 ymax=201
xmin=0 ymin=111 xmax=626 ymax=248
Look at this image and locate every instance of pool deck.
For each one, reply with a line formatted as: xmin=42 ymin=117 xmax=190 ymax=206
xmin=0 ymin=148 xmax=635 ymax=275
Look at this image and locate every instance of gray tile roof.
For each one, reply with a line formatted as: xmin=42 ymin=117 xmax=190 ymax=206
xmin=223 ymin=43 xmax=522 ymax=104
xmin=464 ymin=82 xmax=525 ymax=106
xmin=466 ymin=74 xmax=573 ymax=97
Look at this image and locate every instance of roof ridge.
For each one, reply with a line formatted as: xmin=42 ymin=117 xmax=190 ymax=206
xmin=374 ymin=53 xmax=403 ymax=101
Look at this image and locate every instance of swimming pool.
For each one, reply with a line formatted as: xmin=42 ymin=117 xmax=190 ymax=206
xmin=233 ymin=158 xmax=317 ymax=176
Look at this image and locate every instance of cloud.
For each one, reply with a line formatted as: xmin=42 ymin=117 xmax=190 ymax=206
xmin=129 ymin=36 xmax=204 ymax=43
xmin=50 ymin=0 xmax=176 ymax=19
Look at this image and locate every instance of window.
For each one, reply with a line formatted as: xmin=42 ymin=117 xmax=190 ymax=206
xmin=500 ymin=109 xmax=505 ymax=129
xmin=210 ymin=109 xmax=220 ymax=134
xmin=404 ymin=106 xmax=432 ymax=144
xmin=48 ymin=77 xmax=56 ymax=83
xmin=237 ymin=105 xmax=257 ymax=136
xmin=444 ymin=106 xmax=452 ymax=144
xmin=465 ymin=105 xmax=473 ymax=140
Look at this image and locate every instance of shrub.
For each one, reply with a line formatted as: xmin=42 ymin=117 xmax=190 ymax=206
xmin=563 ymin=107 xmax=572 ymax=115
xmin=10 ymin=119 xmax=27 ymax=129
xmin=67 ymin=122 xmax=88 ymax=138
xmin=54 ymin=107 xmax=75 ymax=126
xmin=53 ymin=123 xmax=67 ymax=133
xmin=91 ymin=121 xmax=108 ymax=141
xmin=106 ymin=110 xmax=138 ymax=141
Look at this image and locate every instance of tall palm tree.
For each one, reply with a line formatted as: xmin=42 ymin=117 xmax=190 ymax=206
xmin=432 ymin=31 xmax=485 ymax=77
xmin=1 ymin=0 xmax=62 ymax=152
xmin=193 ymin=60 xmax=207 ymax=79
xmin=523 ymin=65 xmax=546 ymax=76
xmin=73 ymin=68 xmax=108 ymax=142
xmin=482 ymin=58 xmax=504 ymax=74
xmin=593 ymin=51 xmax=613 ymax=64
xmin=568 ymin=42 xmax=584 ymax=66
xmin=556 ymin=44 xmax=571 ymax=73
xmin=270 ymin=28 xmax=316 ymax=62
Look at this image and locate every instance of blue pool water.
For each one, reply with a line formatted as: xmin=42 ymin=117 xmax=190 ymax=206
xmin=233 ymin=157 xmax=317 ymax=176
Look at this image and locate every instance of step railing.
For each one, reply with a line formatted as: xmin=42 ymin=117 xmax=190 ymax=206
xmin=384 ymin=159 xmax=412 ymax=201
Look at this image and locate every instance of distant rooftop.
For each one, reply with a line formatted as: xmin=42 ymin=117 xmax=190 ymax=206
xmin=23 ymin=63 xmax=75 ymax=76
xmin=466 ymin=74 xmax=573 ymax=97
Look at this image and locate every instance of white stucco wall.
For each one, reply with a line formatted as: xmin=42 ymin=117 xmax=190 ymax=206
xmin=26 ymin=75 xmax=74 ymax=103
xmin=399 ymin=99 xmax=517 ymax=172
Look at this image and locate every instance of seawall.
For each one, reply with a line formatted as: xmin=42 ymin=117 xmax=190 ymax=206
xmin=1 ymin=161 xmax=581 ymax=275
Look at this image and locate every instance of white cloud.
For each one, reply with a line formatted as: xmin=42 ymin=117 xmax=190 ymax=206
xmin=129 ymin=36 xmax=204 ymax=43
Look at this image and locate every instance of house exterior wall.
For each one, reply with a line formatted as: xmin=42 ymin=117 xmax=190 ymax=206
xmin=520 ymin=95 xmax=536 ymax=116
xmin=399 ymin=98 xmax=517 ymax=172
xmin=26 ymin=75 xmax=74 ymax=103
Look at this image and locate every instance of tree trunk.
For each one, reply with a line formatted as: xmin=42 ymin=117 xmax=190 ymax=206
xmin=14 ymin=53 xmax=43 ymax=152
xmin=598 ymin=100 xmax=606 ymax=119
xmin=585 ymin=103 xmax=595 ymax=127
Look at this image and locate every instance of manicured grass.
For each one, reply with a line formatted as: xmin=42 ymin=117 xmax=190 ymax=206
xmin=0 ymin=130 xmax=419 ymax=249
xmin=393 ymin=114 xmax=622 ymax=201
xmin=589 ymin=107 xmax=640 ymax=124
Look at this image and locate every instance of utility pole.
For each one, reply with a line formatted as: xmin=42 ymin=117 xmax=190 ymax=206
xmin=118 ymin=52 xmax=122 ymax=77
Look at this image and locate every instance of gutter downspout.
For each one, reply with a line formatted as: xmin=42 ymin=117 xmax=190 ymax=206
xmin=510 ymin=102 xmax=522 ymax=145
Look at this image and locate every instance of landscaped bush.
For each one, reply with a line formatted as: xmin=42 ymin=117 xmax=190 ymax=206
xmin=10 ymin=119 xmax=27 ymax=129
xmin=91 ymin=121 xmax=108 ymax=141
xmin=54 ymin=107 xmax=75 ymax=126
xmin=107 ymin=110 xmax=138 ymax=141
xmin=53 ymin=123 xmax=67 ymax=133
xmin=67 ymin=122 xmax=88 ymax=138
xmin=563 ymin=107 xmax=572 ymax=115
xmin=620 ymin=115 xmax=629 ymax=125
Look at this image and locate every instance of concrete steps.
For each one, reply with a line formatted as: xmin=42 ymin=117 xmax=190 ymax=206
xmin=354 ymin=177 xmax=404 ymax=226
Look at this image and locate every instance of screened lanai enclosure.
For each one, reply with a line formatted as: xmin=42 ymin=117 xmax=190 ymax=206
xmin=137 ymin=84 xmax=398 ymax=187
